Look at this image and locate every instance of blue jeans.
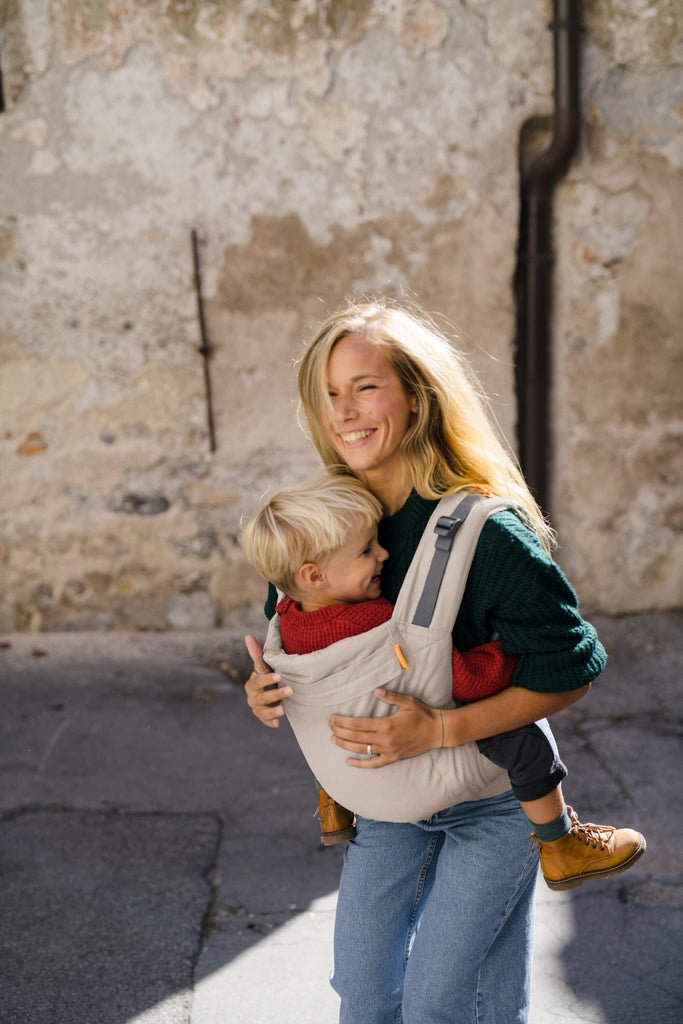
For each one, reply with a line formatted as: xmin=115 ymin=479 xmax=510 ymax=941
xmin=331 ymin=789 xmax=538 ymax=1024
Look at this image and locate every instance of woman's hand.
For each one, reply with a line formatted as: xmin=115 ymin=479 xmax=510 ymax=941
xmin=243 ymin=634 xmax=293 ymax=728
xmin=329 ymin=688 xmax=443 ymax=767
xmin=328 ymin=683 xmax=592 ymax=767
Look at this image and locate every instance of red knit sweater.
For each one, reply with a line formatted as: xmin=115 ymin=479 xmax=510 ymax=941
xmin=276 ymin=596 xmax=519 ymax=701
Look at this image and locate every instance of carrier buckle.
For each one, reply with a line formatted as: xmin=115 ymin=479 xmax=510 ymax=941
xmin=434 ymin=514 xmax=462 ymax=552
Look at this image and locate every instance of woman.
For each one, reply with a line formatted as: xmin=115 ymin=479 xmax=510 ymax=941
xmin=245 ymin=300 xmax=601 ymax=1024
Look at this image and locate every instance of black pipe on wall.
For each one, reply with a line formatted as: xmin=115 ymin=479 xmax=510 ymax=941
xmin=514 ymin=0 xmax=583 ymax=516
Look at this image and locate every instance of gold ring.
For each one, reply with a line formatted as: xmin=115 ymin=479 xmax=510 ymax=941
xmin=367 ymin=743 xmax=372 ymax=756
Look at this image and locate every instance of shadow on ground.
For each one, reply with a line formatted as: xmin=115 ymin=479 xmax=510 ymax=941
xmin=0 ymin=631 xmax=343 ymax=1024
xmin=0 ymin=612 xmax=681 ymax=1024
xmin=538 ymin=612 xmax=683 ymax=1024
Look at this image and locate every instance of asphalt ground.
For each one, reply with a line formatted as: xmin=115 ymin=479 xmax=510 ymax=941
xmin=0 ymin=609 xmax=681 ymax=1024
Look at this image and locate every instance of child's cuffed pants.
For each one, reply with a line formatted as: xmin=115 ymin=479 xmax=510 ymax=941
xmin=477 ymin=716 xmax=568 ymax=802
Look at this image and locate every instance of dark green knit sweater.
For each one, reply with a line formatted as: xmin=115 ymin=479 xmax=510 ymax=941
xmin=265 ymin=490 xmax=606 ymax=694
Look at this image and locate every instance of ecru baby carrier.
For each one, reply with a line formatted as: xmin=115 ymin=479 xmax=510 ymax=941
xmin=263 ymin=492 xmax=515 ymax=823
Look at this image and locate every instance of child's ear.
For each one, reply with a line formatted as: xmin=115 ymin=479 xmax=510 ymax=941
xmin=298 ymin=562 xmax=327 ymax=589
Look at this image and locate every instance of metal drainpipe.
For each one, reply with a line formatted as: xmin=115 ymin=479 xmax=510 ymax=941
xmin=514 ymin=0 xmax=583 ymax=516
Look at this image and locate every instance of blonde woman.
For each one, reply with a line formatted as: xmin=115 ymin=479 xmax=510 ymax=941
xmin=245 ymin=300 xmax=618 ymax=1024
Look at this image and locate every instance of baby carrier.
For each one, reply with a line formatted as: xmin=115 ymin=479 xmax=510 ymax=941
xmin=263 ymin=492 xmax=515 ymax=823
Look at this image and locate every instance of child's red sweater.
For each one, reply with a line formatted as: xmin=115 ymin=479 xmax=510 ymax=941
xmin=276 ymin=595 xmax=519 ymax=701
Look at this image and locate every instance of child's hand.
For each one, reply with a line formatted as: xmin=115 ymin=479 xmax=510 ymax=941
xmin=244 ymin=634 xmax=293 ymax=728
xmin=329 ymin=689 xmax=443 ymax=767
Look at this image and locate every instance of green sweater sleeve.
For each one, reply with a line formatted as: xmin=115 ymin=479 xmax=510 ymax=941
xmin=454 ymin=511 xmax=606 ymax=693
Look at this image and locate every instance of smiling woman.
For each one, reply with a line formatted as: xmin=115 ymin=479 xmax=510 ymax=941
xmin=243 ymin=298 xmax=611 ymax=1024
xmin=323 ymin=334 xmax=419 ymax=514
xmin=296 ymin=302 xmax=552 ymax=539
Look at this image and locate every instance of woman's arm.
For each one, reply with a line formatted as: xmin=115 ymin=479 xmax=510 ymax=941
xmin=329 ymin=683 xmax=590 ymax=768
xmin=243 ymin=634 xmax=293 ymax=728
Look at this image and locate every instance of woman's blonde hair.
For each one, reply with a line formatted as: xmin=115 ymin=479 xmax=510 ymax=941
xmin=241 ymin=474 xmax=383 ymax=597
xmin=298 ymin=299 xmax=553 ymax=549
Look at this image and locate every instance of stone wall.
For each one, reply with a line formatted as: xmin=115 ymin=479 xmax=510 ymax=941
xmin=0 ymin=0 xmax=681 ymax=631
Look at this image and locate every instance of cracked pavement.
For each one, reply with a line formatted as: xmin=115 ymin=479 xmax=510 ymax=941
xmin=0 ymin=611 xmax=681 ymax=1023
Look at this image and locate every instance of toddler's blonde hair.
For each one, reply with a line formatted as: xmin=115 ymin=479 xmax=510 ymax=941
xmin=242 ymin=474 xmax=383 ymax=597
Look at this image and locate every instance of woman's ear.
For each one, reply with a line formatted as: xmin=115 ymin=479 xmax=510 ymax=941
xmin=298 ymin=562 xmax=327 ymax=590
xmin=410 ymin=391 xmax=419 ymax=414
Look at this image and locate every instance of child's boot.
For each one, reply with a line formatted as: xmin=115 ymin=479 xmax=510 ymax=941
xmin=317 ymin=789 xmax=356 ymax=846
xmin=532 ymin=807 xmax=646 ymax=891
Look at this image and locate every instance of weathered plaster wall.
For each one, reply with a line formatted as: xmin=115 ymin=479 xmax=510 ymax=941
xmin=0 ymin=0 xmax=680 ymax=631
xmin=552 ymin=0 xmax=683 ymax=612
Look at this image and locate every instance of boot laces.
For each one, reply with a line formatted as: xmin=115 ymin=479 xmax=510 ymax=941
xmin=568 ymin=808 xmax=614 ymax=850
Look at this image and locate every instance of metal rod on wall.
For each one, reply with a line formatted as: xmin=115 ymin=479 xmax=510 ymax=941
xmin=0 ymin=47 xmax=5 ymax=113
xmin=191 ymin=228 xmax=217 ymax=454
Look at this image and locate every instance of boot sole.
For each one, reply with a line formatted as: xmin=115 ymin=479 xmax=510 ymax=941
xmin=544 ymin=835 xmax=647 ymax=891
xmin=320 ymin=826 xmax=357 ymax=846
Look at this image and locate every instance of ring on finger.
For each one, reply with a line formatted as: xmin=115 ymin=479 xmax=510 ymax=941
xmin=366 ymin=743 xmax=373 ymax=756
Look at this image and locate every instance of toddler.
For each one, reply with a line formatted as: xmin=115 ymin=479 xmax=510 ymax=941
xmin=242 ymin=474 xmax=645 ymax=890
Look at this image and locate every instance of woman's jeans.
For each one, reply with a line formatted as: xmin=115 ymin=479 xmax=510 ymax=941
xmin=331 ymin=789 xmax=539 ymax=1024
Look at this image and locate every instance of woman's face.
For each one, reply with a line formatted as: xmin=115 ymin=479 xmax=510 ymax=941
xmin=324 ymin=333 xmax=418 ymax=490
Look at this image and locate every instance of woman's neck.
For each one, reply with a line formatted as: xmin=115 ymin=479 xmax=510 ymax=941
xmin=361 ymin=465 xmax=414 ymax=517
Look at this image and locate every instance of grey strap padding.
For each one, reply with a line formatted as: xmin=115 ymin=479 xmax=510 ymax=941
xmin=411 ymin=493 xmax=481 ymax=628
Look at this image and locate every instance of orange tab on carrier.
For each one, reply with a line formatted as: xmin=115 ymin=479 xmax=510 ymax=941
xmin=393 ymin=644 xmax=410 ymax=670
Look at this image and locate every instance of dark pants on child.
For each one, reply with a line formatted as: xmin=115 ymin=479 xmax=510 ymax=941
xmin=477 ymin=722 xmax=568 ymax=802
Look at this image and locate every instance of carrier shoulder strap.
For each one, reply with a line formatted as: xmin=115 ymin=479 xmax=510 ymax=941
xmin=411 ymin=493 xmax=481 ymax=627
xmin=392 ymin=492 xmax=514 ymax=631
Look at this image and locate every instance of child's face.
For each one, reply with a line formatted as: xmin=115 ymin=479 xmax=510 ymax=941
xmin=319 ymin=520 xmax=389 ymax=605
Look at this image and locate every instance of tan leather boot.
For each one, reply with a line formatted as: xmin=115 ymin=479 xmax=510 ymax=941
xmin=317 ymin=789 xmax=356 ymax=846
xmin=532 ymin=807 xmax=646 ymax=891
